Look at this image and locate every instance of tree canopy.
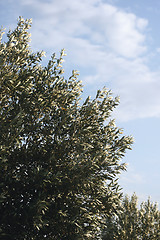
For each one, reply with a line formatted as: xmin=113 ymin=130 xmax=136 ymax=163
xmin=0 ymin=17 xmax=133 ymax=239
xmin=102 ymin=193 xmax=160 ymax=240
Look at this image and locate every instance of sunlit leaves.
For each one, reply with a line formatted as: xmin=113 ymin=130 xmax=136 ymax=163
xmin=0 ymin=17 xmax=133 ymax=239
xmin=103 ymin=193 xmax=160 ymax=240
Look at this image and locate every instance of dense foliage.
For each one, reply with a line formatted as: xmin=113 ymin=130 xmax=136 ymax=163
xmin=0 ymin=17 xmax=133 ymax=239
xmin=103 ymin=193 xmax=160 ymax=240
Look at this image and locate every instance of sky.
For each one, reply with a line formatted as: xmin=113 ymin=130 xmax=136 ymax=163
xmin=1 ymin=0 xmax=160 ymax=205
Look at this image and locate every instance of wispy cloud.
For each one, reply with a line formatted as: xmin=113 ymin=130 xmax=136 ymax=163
xmin=120 ymin=164 xmax=160 ymax=205
xmin=120 ymin=164 xmax=146 ymax=185
xmin=4 ymin=0 xmax=160 ymax=121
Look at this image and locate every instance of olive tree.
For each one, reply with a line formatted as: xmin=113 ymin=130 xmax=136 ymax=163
xmin=0 ymin=17 xmax=133 ymax=240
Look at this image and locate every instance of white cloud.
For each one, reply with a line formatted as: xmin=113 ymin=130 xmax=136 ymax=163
xmin=16 ymin=0 xmax=160 ymax=121
xmin=24 ymin=0 xmax=147 ymax=58
xmin=85 ymin=4 xmax=148 ymax=58
xmin=113 ymin=60 xmax=160 ymax=121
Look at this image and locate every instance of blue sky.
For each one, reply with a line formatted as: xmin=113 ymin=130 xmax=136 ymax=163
xmin=1 ymin=0 xmax=160 ymax=204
